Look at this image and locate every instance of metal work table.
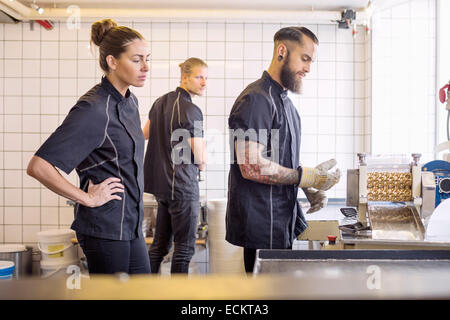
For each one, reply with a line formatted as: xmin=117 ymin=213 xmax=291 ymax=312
xmin=298 ymin=201 xmax=450 ymax=250
xmin=2 ymin=267 xmax=450 ymax=300
xmin=254 ymin=249 xmax=450 ymax=274
xmin=340 ymin=234 xmax=450 ymax=249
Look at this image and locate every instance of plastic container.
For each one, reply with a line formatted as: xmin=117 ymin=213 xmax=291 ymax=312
xmin=207 ymin=199 xmax=244 ymax=274
xmin=40 ymin=258 xmax=79 ymax=279
xmin=0 ymin=244 xmax=32 ymax=279
xmin=365 ymin=154 xmax=411 ymax=172
xmin=143 ymin=193 xmax=158 ymax=237
xmin=0 ymin=261 xmax=15 ymax=280
xmin=37 ymin=229 xmax=78 ymax=266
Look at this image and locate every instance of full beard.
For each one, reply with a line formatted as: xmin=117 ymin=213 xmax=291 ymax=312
xmin=280 ymin=57 xmax=302 ymax=94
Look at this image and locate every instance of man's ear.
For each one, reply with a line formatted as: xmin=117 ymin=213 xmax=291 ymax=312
xmin=180 ymin=73 xmax=187 ymax=84
xmin=276 ymin=43 xmax=288 ymax=61
xmin=106 ymin=55 xmax=117 ymax=71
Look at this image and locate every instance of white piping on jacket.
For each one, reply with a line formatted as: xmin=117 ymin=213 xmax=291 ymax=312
xmin=108 ymin=133 xmax=126 ymax=240
xmin=268 ymin=85 xmax=280 ymax=249
xmin=269 ymin=86 xmax=278 ymax=121
xmin=105 ymin=94 xmax=126 ymax=240
xmin=97 ymin=95 xmax=111 ymax=149
xmin=130 ymin=95 xmax=139 ymax=109
xmin=79 ymin=95 xmax=116 ymax=173
xmin=79 ymin=157 xmax=117 ymax=173
xmin=170 ymin=92 xmax=181 ymax=200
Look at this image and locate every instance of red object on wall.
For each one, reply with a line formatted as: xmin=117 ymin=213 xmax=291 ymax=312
xmin=36 ymin=20 xmax=54 ymax=30
xmin=440 ymin=83 xmax=450 ymax=104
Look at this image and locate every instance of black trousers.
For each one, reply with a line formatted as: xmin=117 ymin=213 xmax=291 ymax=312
xmin=244 ymin=248 xmax=257 ymax=273
xmin=76 ymin=233 xmax=150 ymax=274
xmin=149 ymin=199 xmax=200 ymax=274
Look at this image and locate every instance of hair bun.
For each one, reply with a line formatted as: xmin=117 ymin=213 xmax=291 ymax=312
xmin=91 ymin=19 xmax=118 ymax=46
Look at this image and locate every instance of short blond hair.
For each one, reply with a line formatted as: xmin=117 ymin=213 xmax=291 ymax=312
xmin=179 ymin=57 xmax=208 ymax=75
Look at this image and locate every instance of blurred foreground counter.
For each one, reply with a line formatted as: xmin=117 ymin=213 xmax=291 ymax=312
xmin=2 ymin=268 xmax=450 ymax=299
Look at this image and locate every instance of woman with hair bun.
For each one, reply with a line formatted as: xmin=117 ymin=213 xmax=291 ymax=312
xmin=27 ymin=19 xmax=151 ymax=274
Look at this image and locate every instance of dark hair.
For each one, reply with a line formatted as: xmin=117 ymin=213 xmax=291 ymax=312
xmin=179 ymin=57 xmax=208 ymax=75
xmin=274 ymin=26 xmax=319 ymax=46
xmin=91 ymin=19 xmax=144 ymax=73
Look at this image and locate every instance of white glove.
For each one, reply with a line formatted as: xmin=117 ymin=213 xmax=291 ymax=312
xmin=298 ymin=159 xmax=341 ymax=191
xmin=303 ymin=188 xmax=328 ymax=214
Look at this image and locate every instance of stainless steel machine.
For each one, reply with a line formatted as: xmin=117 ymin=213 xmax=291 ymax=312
xmin=297 ymin=152 xmax=450 ymax=249
xmin=333 ymin=152 xmax=450 ymax=249
xmin=346 ymin=153 xmax=436 ymax=241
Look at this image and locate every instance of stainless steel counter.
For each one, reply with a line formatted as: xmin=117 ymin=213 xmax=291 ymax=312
xmin=297 ymin=200 xmax=450 ymax=250
xmin=2 ymin=268 xmax=450 ymax=300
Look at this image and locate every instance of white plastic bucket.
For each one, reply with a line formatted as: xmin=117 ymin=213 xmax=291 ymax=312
xmin=40 ymin=258 xmax=79 ymax=279
xmin=0 ymin=261 xmax=15 ymax=280
xmin=37 ymin=229 xmax=78 ymax=265
xmin=207 ymin=199 xmax=245 ymax=274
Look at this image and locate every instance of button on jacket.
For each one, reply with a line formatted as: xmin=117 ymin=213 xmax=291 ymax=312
xmin=144 ymin=87 xmax=203 ymax=201
xmin=226 ymin=71 xmax=308 ymax=249
xmin=35 ymin=77 xmax=145 ymax=241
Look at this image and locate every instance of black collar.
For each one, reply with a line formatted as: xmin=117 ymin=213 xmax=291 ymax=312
xmin=176 ymin=87 xmax=193 ymax=103
xmin=102 ymin=76 xmax=131 ymax=102
xmin=262 ymin=71 xmax=288 ymax=97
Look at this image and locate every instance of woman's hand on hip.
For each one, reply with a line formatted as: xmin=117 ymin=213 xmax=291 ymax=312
xmin=85 ymin=177 xmax=124 ymax=207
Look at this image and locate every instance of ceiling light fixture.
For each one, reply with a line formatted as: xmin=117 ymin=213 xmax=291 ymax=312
xmin=336 ymin=9 xmax=356 ymax=29
xmin=31 ymin=2 xmax=44 ymax=15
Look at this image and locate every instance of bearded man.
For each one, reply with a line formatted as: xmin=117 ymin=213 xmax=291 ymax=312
xmin=226 ymin=26 xmax=341 ymax=273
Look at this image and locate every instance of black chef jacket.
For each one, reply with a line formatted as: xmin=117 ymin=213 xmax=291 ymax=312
xmin=144 ymin=87 xmax=203 ymax=201
xmin=35 ymin=76 xmax=145 ymax=241
xmin=226 ymin=71 xmax=308 ymax=249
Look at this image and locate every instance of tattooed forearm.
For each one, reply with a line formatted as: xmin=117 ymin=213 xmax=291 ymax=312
xmin=236 ymin=140 xmax=299 ymax=185
xmin=241 ymin=163 xmax=299 ymax=185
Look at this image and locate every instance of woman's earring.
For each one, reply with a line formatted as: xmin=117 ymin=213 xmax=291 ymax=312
xmin=278 ymin=55 xmax=283 ymax=61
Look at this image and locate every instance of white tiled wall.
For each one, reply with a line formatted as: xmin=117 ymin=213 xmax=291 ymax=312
xmin=0 ymin=19 xmax=372 ymax=244
xmin=371 ymin=0 xmax=436 ymax=162
xmin=294 ymin=23 xmax=371 ymax=200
